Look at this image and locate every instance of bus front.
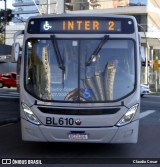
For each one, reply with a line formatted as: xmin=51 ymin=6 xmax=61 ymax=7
xmin=20 ymin=14 xmax=140 ymax=143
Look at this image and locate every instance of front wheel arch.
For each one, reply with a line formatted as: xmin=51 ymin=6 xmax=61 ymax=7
xmin=0 ymin=82 xmax=4 ymax=88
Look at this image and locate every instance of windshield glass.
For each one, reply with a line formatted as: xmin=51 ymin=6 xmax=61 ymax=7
xmin=25 ymin=38 xmax=135 ymax=102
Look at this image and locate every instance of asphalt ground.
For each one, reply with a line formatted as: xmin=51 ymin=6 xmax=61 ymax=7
xmin=0 ymin=95 xmax=160 ymax=167
xmin=0 ymin=99 xmax=19 ymax=125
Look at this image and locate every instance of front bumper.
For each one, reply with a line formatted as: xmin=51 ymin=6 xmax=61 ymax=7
xmin=21 ymin=119 xmax=139 ymax=143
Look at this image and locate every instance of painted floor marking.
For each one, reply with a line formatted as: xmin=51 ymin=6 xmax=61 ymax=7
xmin=140 ymin=110 xmax=156 ymax=119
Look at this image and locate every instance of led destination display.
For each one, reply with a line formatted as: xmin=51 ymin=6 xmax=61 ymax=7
xmin=27 ymin=17 xmax=134 ymax=34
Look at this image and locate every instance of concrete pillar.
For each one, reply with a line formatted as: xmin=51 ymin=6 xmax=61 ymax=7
xmin=145 ymin=46 xmax=149 ymax=84
xmin=57 ymin=0 xmax=65 ymax=14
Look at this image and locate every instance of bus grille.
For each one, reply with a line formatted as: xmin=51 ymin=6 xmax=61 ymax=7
xmin=38 ymin=107 xmax=120 ymax=115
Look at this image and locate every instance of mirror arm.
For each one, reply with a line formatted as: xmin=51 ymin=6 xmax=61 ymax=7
xmin=13 ymin=30 xmax=24 ymax=43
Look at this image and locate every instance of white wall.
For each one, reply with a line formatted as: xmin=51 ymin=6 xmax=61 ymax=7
xmin=5 ymin=24 xmax=25 ymax=46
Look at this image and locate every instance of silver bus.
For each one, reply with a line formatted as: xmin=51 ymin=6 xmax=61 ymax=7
xmin=12 ymin=14 xmax=141 ymax=143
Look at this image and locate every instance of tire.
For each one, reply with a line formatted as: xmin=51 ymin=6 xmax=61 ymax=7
xmin=0 ymin=82 xmax=4 ymax=88
xmin=141 ymin=94 xmax=144 ymax=97
xmin=7 ymin=86 xmax=11 ymax=88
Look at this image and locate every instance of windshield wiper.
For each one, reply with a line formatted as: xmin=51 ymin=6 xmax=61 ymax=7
xmin=50 ymin=35 xmax=65 ymax=71
xmin=85 ymin=35 xmax=110 ymax=66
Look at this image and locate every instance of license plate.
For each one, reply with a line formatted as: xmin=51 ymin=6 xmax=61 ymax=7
xmin=46 ymin=117 xmax=75 ymax=126
xmin=68 ymin=134 xmax=88 ymax=140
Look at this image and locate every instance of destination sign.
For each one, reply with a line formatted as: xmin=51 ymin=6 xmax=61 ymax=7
xmin=27 ymin=17 xmax=134 ymax=34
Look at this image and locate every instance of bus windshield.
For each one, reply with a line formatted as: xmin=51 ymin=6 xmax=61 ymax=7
xmin=25 ymin=38 xmax=135 ymax=102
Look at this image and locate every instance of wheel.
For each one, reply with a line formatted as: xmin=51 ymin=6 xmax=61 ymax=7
xmin=0 ymin=82 xmax=4 ymax=88
xmin=7 ymin=86 xmax=11 ymax=88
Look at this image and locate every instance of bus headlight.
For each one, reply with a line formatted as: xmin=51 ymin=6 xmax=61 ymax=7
xmin=116 ymin=104 xmax=138 ymax=127
xmin=22 ymin=103 xmax=41 ymax=125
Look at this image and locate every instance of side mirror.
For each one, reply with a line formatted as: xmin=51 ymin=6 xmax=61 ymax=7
xmin=11 ymin=42 xmax=20 ymax=62
xmin=140 ymin=46 xmax=145 ymax=62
